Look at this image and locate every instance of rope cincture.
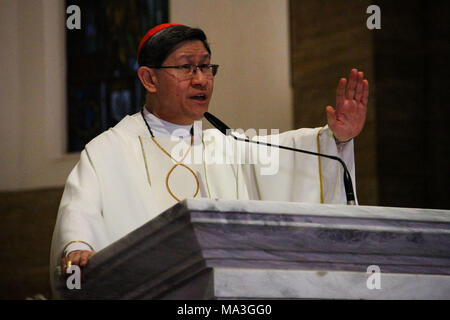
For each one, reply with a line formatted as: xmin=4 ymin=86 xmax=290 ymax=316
xmin=141 ymin=108 xmax=199 ymax=202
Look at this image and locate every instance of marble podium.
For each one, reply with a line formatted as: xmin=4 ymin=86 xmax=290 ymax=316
xmin=55 ymin=199 xmax=450 ymax=299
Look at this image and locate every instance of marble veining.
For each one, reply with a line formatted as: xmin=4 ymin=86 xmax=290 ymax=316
xmin=56 ymin=199 xmax=450 ymax=299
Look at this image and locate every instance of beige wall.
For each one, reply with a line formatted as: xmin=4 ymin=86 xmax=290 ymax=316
xmin=0 ymin=0 xmax=78 ymax=192
xmin=0 ymin=0 xmax=292 ymax=191
xmin=171 ymin=0 xmax=293 ymax=133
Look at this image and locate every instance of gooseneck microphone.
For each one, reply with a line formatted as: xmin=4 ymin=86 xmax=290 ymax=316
xmin=204 ymin=112 xmax=356 ymax=205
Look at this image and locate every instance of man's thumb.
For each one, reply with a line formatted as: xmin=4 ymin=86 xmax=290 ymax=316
xmin=326 ymin=106 xmax=336 ymax=126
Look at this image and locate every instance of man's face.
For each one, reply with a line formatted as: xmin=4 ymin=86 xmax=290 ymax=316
xmin=151 ymin=40 xmax=214 ymax=125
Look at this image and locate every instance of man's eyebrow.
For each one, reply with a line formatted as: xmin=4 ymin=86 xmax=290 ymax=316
xmin=175 ymin=53 xmax=211 ymax=61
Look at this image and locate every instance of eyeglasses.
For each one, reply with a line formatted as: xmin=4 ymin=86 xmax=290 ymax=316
xmin=148 ymin=64 xmax=219 ymax=80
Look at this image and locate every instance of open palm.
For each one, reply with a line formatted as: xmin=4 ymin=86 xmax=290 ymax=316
xmin=326 ymin=69 xmax=369 ymax=142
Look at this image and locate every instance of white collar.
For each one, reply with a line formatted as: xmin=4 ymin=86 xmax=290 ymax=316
xmin=142 ymin=107 xmax=193 ymax=138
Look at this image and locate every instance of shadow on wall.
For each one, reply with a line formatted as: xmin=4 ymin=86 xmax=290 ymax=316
xmin=0 ymin=188 xmax=63 ymax=299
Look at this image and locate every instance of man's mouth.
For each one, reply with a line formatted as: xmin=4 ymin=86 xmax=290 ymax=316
xmin=190 ymin=94 xmax=207 ymax=101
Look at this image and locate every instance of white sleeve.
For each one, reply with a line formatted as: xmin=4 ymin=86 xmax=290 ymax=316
xmin=50 ymin=149 xmax=110 ymax=281
xmin=63 ymin=242 xmax=93 ymax=257
xmin=318 ymin=126 xmax=357 ymax=204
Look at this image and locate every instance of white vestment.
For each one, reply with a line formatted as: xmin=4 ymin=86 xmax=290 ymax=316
xmin=49 ymin=111 xmax=356 ymax=293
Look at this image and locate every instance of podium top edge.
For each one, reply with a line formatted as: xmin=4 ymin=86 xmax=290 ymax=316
xmin=178 ymin=198 xmax=450 ymax=223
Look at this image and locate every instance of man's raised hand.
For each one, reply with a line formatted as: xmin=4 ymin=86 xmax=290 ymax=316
xmin=326 ymin=68 xmax=369 ymax=142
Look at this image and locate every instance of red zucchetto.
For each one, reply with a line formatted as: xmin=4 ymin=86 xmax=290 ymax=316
xmin=137 ymin=23 xmax=181 ymax=60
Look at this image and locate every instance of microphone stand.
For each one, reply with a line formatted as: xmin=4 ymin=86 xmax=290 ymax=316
xmin=204 ymin=112 xmax=356 ymax=205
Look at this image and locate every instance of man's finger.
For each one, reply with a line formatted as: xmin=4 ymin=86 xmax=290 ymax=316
xmin=345 ymin=69 xmax=358 ymax=100
xmin=362 ymin=80 xmax=369 ymax=106
xmin=355 ymin=72 xmax=364 ymax=101
xmin=336 ymin=78 xmax=346 ymax=108
xmin=79 ymin=251 xmax=92 ymax=267
xmin=326 ymin=106 xmax=337 ymax=128
xmin=60 ymin=257 xmax=67 ymax=274
xmin=68 ymin=251 xmax=82 ymax=266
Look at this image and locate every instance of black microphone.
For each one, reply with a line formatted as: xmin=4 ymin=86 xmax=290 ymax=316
xmin=204 ymin=112 xmax=356 ymax=205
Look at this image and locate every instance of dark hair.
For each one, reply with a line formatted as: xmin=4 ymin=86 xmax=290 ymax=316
xmin=138 ymin=25 xmax=211 ymax=67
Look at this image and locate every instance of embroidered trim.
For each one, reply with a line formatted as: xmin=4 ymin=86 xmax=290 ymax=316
xmin=62 ymin=240 xmax=95 ymax=257
xmin=151 ymin=135 xmax=199 ymax=202
xmin=201 ymin=136 xmax=212 ymax=199
xmin=317 ymin=127 xmax=325 ymax=204
xmin=139 ymin=136 xmax=152 ymax=186
xmin=140 ymin=135 xmax=199 ymax=202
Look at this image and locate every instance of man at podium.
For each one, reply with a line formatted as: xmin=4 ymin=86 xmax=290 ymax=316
xmin=50 ymin=23 xmax=369 ymax=289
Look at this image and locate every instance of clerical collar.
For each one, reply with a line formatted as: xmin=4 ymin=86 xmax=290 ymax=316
xmin=142 ymin=107 xmax=193 ymax=138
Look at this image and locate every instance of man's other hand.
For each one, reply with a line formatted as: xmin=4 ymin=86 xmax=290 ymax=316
xmin=60 ymin=250 xmax=95 ymax=277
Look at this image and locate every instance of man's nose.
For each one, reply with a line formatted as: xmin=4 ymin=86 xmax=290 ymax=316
xmin=191 ymin=67 xmax=208 ymax=86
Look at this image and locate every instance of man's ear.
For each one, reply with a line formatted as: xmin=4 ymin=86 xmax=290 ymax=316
xmin=138 ymin=66 xmax=158 ymax=93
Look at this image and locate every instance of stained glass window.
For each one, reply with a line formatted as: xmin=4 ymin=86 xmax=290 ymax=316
xmin=65 ymin=0 xmax=168 ymax=152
